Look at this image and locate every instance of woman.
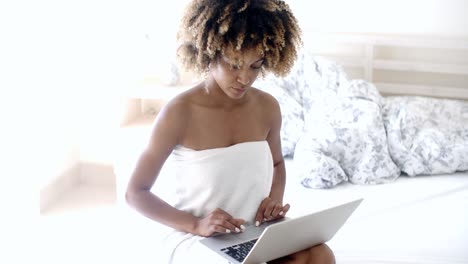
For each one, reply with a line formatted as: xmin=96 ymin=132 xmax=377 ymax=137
xmin=126 ymin=0 xmax=335 ymax=263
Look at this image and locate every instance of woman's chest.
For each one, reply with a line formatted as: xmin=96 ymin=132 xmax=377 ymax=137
xmin=183 ymin=107 xmax=270 ymax=149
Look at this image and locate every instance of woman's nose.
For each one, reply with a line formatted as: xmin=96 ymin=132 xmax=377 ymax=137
xmin=237 ymin=71 xmax=250 ymax=85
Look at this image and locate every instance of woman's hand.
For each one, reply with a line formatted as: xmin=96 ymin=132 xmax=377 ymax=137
xmin=194 ymin=208 xmax=246 ymax=237
xmin=255 ymin=197 xmax=290 ymax=226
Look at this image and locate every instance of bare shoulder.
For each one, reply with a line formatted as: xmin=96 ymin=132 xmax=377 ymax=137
xmin=155 ymin=93 xmax=189 ymax=127
xmin=250 ymin=87 xmax=281 ymax=118
xmin=158 ymin=89 xmax=194 ymax=118
xmin=149 ymin=87 xmax=199 ymax=145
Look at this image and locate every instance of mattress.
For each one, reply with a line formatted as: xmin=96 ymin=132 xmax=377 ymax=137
xmin=283 ymin=159 xmax=468 ymax=264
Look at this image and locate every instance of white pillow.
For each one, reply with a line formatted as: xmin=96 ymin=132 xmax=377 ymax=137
xmin=295 ymin=80 xmax=400 ymax=188
xmin=383 ymin=96 xmax=468 ymax=175
xmin=255 ymin=49 xmax=319 ymax=156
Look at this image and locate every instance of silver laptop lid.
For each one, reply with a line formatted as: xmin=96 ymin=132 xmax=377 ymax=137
xmin=242 ymin=198 xmax=363 ymax=264
xmin=199 ymin=198 xmax=363 ymax=264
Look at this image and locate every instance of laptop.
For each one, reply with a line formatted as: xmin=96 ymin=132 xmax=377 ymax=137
xmin=199 ymin=198 xmax=363 ymax=264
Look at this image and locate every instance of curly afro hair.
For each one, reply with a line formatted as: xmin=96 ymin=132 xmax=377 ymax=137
xmin=176 ymin=0 xmax=302 ymax=77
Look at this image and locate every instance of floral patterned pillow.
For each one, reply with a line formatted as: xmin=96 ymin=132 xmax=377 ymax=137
xmin=295 ymin=79 xmax=400 ymax=188
xmin=383 ymin=96 xmax=468 ymax=175
xmin=255 ymin=49 xmax=320 ymax=156
xmin=256 ymin=51 xmax=351 ymax=157
xmin=258 ymin=53 xmax=400 ymax=188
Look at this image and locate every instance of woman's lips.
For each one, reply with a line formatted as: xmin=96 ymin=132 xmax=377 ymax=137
xmin=232 ymin=87 xmax=246 ymax=93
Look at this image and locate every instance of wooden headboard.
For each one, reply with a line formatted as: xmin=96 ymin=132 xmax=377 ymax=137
xmin=303 ymin=33 xmax=468 ymax=100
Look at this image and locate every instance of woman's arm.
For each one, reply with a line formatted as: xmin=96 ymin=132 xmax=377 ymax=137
xmin=255 ymin=95 xmax=290 ymax=225
xmin=125 ymin=99 xmax=200 ymax=233
xmin=266 ymin=99 xmax=287 ymax=204
xmin=125 ymin=98 xmax=245 ymax=236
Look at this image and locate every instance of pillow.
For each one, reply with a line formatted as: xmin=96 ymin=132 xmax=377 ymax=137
xmin=383 ymin=96 xmax=468 ymax=176
xmin=255 ymin=49 xmax=319 ymax=156
xmin=295 ymin=79 xmax=400 ymax=188
xmin=255 ymin=51 xmax=349 ymax=157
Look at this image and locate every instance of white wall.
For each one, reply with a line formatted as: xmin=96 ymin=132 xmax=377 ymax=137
xmin=3 ymin=0 xmax=466 ymax=211
xmin=38 ymin=105 xmax=81 ymax=190
xmin=1 ymin=0 xmax=136 ymax=209
xmin=132 ymin=0 xmax=468 ymax=82
xmin=288 ymin=0 xmax=468 ymax=37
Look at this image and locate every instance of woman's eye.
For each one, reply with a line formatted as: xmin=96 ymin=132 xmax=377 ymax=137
xmin=251 ymin=61 xmax=264 ymax=70
xmin=251 ymin=64 xmax=263 ymax=70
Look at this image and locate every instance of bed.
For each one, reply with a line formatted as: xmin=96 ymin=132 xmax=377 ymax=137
xmin=256 ymin=33 xmax=468 ymax=263
xmin=284 ymin=160 xmax=468 ymax=264
xmin=115 ymin=33 xmax=468 ymax=263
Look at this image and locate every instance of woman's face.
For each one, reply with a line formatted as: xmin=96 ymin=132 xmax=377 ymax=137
xmin=210 ymin=48 xmax=264 ymax=99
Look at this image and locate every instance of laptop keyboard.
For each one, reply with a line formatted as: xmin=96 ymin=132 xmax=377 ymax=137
xmin=220 ymin=238 xmax=258 ymax=262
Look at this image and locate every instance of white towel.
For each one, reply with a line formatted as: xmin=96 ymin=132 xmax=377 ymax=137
xmin=161 ymin=141 xmax=274 ymax=264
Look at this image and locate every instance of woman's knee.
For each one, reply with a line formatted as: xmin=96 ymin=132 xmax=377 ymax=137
xmin=268 ymin=244 xmax=335 ymax=264
xmin=308 ymin=244 xmax=335 ymax=264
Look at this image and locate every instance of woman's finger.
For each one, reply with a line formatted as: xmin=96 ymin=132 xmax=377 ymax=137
xmin=210 ymin=223 xmax=233 ymax=234
xmin=217 ymin=220 xmax=239 ymax=233
xmin=270 ymin=203 xmax=283 ymax=218
xmin=281 ymin=203 xmax=291 ymax=216
xmin=231 ymin=218 xmax=247 ymax=231
xmin=213 ymin=209 xmax=246 ymax=233
xmin=255 ymin=198 xmax=270 ymax=226
xmin=263 ymin=201 xmax=276 ymax=220
xmin=214 ymin=209 xmax=245 ymax=233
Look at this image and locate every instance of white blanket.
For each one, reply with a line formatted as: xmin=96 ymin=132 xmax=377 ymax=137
xmin=158 ymin=141 xmax=274 ymax=264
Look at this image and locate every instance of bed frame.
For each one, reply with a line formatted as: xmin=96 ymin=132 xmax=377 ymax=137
xmin=303 ymin=33 xmax=468 ymax=100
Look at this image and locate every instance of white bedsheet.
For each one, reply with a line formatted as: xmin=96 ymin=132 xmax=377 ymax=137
xmin=117 ymin=154 xmax=468 ymax=264
xmin=284 ymin=159 xmax=468 ymax=264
